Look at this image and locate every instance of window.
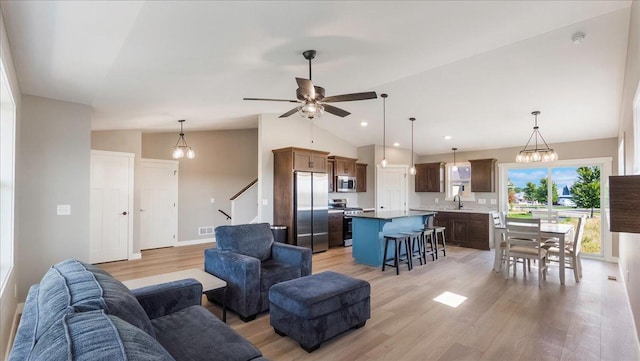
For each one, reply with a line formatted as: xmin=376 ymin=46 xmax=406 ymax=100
xmin=0 ymin=60 xmax=16 ymax=295
xmin=446 ymin=162 xmax=474 ymax=200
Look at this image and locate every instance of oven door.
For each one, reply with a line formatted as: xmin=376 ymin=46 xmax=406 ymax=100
xmin=343 ymin=216 xmax=353 ymax=246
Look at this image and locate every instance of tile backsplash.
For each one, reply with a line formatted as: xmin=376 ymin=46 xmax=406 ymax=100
xmin=419 ymin=192 xmax=498 ymax=211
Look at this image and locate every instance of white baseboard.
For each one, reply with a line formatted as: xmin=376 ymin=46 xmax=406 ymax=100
xmin=176 ymin=237 xmax=216 ymax=247
xmin=129 ymin=253 xmax=142 ymax=260
xmin=6 ymin=302 xmax=24 ymax=360
xmin=618 ymin=262 xmax=640 ymax=353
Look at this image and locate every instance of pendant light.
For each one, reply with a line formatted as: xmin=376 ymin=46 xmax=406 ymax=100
xmin=515 ymin=111 xmax=558 ymax=163
xmin=380 ymin=93 xmax=388 ymax=167
xmin=172 ymin=119 xmax=195 ymax=159
xmin=451 ymin=147 xmax=458 ymax=172
xmin=409 ymin=117 xmax=416 ymax=175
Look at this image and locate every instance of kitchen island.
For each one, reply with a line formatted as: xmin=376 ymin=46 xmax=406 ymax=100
xmin=350 ymin=210 xmax=436 ymax=267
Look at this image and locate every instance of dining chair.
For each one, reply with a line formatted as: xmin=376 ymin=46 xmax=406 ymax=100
xmin=491 ymin=211 xmax=507 ymax=271
xmin=543 ymin=215 xmax=586 ymax=282
xmin=504 ymin=217 xmax=548 ymax=286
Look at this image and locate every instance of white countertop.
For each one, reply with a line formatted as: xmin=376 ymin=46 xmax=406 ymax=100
xmin=410 ymin=206 xmax=495 ymax=214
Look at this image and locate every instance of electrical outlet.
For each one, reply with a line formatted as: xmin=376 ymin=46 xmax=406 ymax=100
xmin=262 ymin=199 xmax=268 ymax=206
xmin=57 ymin=204 xmax=71 ymax=215
xmin=435 ymin=198 xmax=439 ymax=204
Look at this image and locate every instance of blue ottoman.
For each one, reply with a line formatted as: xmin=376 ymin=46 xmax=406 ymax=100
xmin=269 ymin=271 xmax=371 ymax=352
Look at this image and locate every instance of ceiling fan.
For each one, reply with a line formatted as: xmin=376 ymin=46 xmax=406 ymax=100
xmin=243 ymin=50 xmax=378 ymax=118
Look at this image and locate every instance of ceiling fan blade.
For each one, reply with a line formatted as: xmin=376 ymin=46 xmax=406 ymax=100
xmin=243 ymin=97 xmax=299 ymax=103
xmin=323 ymin=104 xmax=351 ymax=117
xmin=295 ymin=77 xmax=316 ymax=100
xmin=322 ymin=91 xmax=378 ymax=103
xmin=279 ymin=107 xmax=300 ymax=118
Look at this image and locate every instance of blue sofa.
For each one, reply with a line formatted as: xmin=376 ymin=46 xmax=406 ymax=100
xmin=9 ymin=259 xmax=268 ymax=361
xmin=204 ymin=223 xmax=312 ymax=322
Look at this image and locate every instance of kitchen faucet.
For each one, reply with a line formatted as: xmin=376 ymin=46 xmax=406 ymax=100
xmin=453 ymin=194 xmax=463 ymax=210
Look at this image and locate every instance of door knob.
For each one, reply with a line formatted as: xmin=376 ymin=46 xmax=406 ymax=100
xmin=122 ymin=211 xmax=128 ymax=215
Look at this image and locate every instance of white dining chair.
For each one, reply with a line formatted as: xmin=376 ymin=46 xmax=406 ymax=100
xmin=543 ymin=215 xmax=586 ymax=282
xmin=505 ymin=217 xmax=548 ymax=286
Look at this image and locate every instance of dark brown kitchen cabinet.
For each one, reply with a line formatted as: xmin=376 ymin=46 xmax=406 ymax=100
xmin=329 ymin=156 xmax=357 ymax=176
xmin=327 ymin=159 xmax=335 ymax=192
xmin=273 ymin=147 xmax=328 ymax=173
xmin=328 ymin=211 xmax=344 ymax=247
xmin=356 ymin=163 xmax=367 ymax=192
xmin=469 ymin=158 xmax=497 ymax=192
xmin=415 ymin=162 xmax=444 ymax=192
xmin=433 ymin=211 xmax=490 ymax=250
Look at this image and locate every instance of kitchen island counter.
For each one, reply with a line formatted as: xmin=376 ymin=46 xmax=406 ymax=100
xmin=351 ymin=211 xmax=436 ymax=267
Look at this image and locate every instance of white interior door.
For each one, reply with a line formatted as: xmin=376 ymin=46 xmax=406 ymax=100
xmin=376 ymin=166 xmax=408 ymax=211
xmin=140 ymin=159 xmax=178 ymax=250
xmin=90 ymin=150 xmax=134 ymax=263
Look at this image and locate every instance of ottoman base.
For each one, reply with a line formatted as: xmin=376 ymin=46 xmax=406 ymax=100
xmin=268 ymin=271 xmax=371 ymax=353
xmin=270 ymin=299 xmax=369 ymax=352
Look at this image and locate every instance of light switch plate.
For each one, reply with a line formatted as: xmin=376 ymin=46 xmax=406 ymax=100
xmin=490 ymin=199 xmax=497 ymax=205
xmin=57 ymin=204 xmax=71 ymax=215
xmin=262 ymin=199 xmax=268 ymax=206
xmin=435 ymin=198 xmax=439 ymax=203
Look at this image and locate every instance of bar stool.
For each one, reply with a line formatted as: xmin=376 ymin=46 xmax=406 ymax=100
xmin=419 ymin=228 xmax=437 ymax=262
xmin=382 ymin=234 xmax=411 ymax=275
xmin=426 ymin=226 xmax=447 ymax=259
xmin=400 ymin=231 xmax=424 ymax=267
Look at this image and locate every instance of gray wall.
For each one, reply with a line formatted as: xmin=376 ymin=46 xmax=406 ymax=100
xmin=0 ymin=7 xmax=20 ymax=357
xmin=17 ymin=95 xmax=91 ymax=300
xmin=91 ymin=130 xmax=142 ymax=253
xmin=617 ymin=0 xmax=640 ymax=344
xmin=142 ymin=129 xmax=258 ymax=242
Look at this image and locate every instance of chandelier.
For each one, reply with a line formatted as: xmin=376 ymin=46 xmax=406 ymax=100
xmin=172 ymin=119 xmax=195 ymax=159
xmin=298 ymin=102 xmax=324 ymax=119
xmin=515 ymin=111 xmax=558 ymax=163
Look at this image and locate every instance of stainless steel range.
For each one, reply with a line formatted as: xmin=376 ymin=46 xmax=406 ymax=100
xmin=328 ymin=199 xmax=363 ymax=247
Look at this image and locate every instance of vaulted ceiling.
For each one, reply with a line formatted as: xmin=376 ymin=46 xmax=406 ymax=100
xmin=1 ymin=1 xmax=631 ymax=154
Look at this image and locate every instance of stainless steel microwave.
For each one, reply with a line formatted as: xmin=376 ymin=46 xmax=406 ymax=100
xmin=336 ymin=176 xmax=357 ymax=192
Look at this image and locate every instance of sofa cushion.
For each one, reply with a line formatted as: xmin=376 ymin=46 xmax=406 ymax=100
xmin=269 ymin=271 xmax=371 ymax=319
xmin=151 ymin=305 xmax=263 ymax=361
xmin=259 ymin=260 xmax=300 ymax=292
xmin=29 ymin=310 xmax=174 ymax=361
xmin=51 ymin=259 xmax=156 ymax=337
xmin=215 ymin=223 xmax=274 ymax=262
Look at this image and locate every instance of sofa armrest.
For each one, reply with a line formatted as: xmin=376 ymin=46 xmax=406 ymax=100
xmin=271 ymin=242 xmax=312 ymax=276
xmin=204 ymin=248 xmax=261 ymax=317
xmin=131 ymin=278 xmax=203 ymax=320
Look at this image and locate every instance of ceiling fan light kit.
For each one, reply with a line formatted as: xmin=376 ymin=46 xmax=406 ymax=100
xmin=172 ymin=119 xmax=195 ymax=159
xmin=515 ymin=111 xmax=558 ymax=163
xmin=243 ymin=49 xmax=377 ymax=120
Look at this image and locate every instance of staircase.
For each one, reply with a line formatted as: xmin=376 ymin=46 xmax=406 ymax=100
xmin=230 ymin=178 xmax=258 ymax=225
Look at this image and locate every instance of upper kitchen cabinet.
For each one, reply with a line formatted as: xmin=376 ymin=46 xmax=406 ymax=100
xmin=469 ymin=158 xmax=497 ymax=192
xmin=356 ymin=163 xmax=367 ymax=192
xmin=415 ymin=162 xmax=444 ymax=192
xmin=273 ymin=147 xmax=329 ymax=173
xmin=329 ymin=156 xmax=357 ymax=176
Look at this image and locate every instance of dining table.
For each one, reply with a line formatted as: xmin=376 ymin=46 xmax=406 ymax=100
xmin=494 ymin=223 xmax=574 ymax=284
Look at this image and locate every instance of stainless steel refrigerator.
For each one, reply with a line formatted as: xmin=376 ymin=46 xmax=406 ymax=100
xmin=294 ymin=171 xmax=328 ymax=253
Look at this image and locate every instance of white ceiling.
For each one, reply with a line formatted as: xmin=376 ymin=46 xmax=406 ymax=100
xmin=1 ymin=1 xmax=631 ymax=155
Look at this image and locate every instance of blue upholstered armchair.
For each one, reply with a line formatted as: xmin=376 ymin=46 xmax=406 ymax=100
xmin=204 ymin=223 xmax=312 ymax=322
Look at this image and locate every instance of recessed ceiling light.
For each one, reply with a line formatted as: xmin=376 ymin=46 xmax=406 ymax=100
xmin=360 ymin=121 xmax=368 ymax=127
xmin=443 ymin=135 xmax=452 ymax=140
xmin=393 ymin=142 xmax=400 ymax=147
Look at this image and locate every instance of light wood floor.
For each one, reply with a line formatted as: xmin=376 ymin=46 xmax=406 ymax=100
xmin=99 ymin=244 xmax=640 ymax=361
